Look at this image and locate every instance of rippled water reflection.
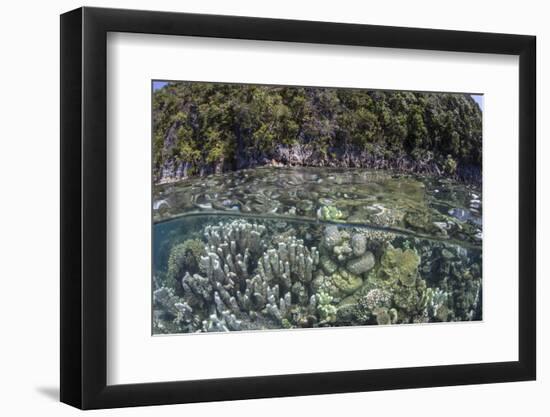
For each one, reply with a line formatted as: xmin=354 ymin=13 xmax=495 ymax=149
xmin=154 ymin=167 xmax=482 ymax=245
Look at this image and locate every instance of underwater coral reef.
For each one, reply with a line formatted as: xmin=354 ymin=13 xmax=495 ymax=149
xmin=153 ymin=216 xmax=482 ymax=334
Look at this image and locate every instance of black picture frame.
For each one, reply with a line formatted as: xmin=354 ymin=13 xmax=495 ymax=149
xmin=60 ymin=6 xmax=536 ymax=410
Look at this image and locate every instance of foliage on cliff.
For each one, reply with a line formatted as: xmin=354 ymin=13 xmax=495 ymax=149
xmin=153 ymin=82 xmax=482 ymax=183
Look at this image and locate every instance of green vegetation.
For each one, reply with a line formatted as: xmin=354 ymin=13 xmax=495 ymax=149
xmin=153 ymin=82 xmax=482 ymax=183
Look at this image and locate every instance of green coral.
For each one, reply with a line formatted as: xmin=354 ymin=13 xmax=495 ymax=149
xmin=330 ymin=269 xmax=363 ymax=296
xmin=393 ymin=283 xmax=424 ymax=314
xmin=389 ymin=274 xmax=431 ymax=320
xmin=318 ymin=205 xmax=344 ymax=221
xmin=373 ymin=307 xmax=398 ymax=325
xmin=167 ymin=239 xmax=206 ymax=290
xmin=378 ymin=245 xmax=421 ymax=287
xmin=316 ymin=291 xmax=338 ymax=323
xmin=360 ymin=243 xmax=433 ymax=323
xmin=281 ymin=318 xmax=293 ymax=329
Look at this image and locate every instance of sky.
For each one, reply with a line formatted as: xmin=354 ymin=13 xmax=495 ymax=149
xmin=153 ymin=81 xmax=168 ymax=91
xmin=153 ymin=80 xmax=483 ymax=112
xmin=471 ymin=94 xmax=484 ymax=111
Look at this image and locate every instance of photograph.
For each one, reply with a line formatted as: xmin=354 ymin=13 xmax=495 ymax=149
xmin=151 ymin=81 xmax=483 ymax=334
xmin=0 ymin=0 xmax=542 ymax=413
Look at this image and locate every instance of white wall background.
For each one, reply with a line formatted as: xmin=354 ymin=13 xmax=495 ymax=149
xmin=0 ymin=0 xmax=545 ymax=415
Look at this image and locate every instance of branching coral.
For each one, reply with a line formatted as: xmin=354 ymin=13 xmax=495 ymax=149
xmin=156 ymin=220 xmax=324 ymax=331
xmin=153 ymin=219 xmax=481 ymax=333
xmin=203 ymin=220 xmax=267 ymax=257
xmin=427 ymin=287 xmax=451 ymax=321
xmin=153 ymin=287 xmax=200 ymax=333
xmin=256 ymin=236 xmax=320 ymax=288
xmin=416 ymin=242 xmax=482 ymax=321
xmin=316 ymin=290 xmax=337 ymax=324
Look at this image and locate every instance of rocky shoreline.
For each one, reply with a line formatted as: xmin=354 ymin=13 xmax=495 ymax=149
xmin=155 ymin=152 xmax=482 ymax=186
xmin=154 ymin=86 xmax=482 ymax=187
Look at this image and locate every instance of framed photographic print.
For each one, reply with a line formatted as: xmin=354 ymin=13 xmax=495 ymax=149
xmin=60 ymin=6 xmax=536 ymax=409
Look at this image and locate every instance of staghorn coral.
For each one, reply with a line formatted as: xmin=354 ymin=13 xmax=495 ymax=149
xmin=156 ymin=219 xmax=325 ymax=332
xmin=195 ymin=219 xmax=268 ymax=289
xmin=201 ymin=310 xmax=243 ymax=332
xmin=154 ymin=218 xmax=481 ymax=333
xmin=204 ymin=219 xmax=267 ymax=257
xmin=256 ymin=235 xmax=320 ymax=289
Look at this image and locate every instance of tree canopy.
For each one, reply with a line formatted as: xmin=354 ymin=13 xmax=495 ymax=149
xmin=153 ymin=82 xmax=482 ymax=183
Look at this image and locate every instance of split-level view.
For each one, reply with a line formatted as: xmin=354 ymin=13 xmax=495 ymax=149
xmin=152 ymin=81 xmax=483 ymax=334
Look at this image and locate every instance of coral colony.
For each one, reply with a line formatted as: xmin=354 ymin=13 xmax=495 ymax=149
xmin=153 ymin=218 xmax=481 ymax=333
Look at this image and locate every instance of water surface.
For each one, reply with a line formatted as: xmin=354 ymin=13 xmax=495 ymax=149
xmin=152 ymin=167 xmax=482 ymax=334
